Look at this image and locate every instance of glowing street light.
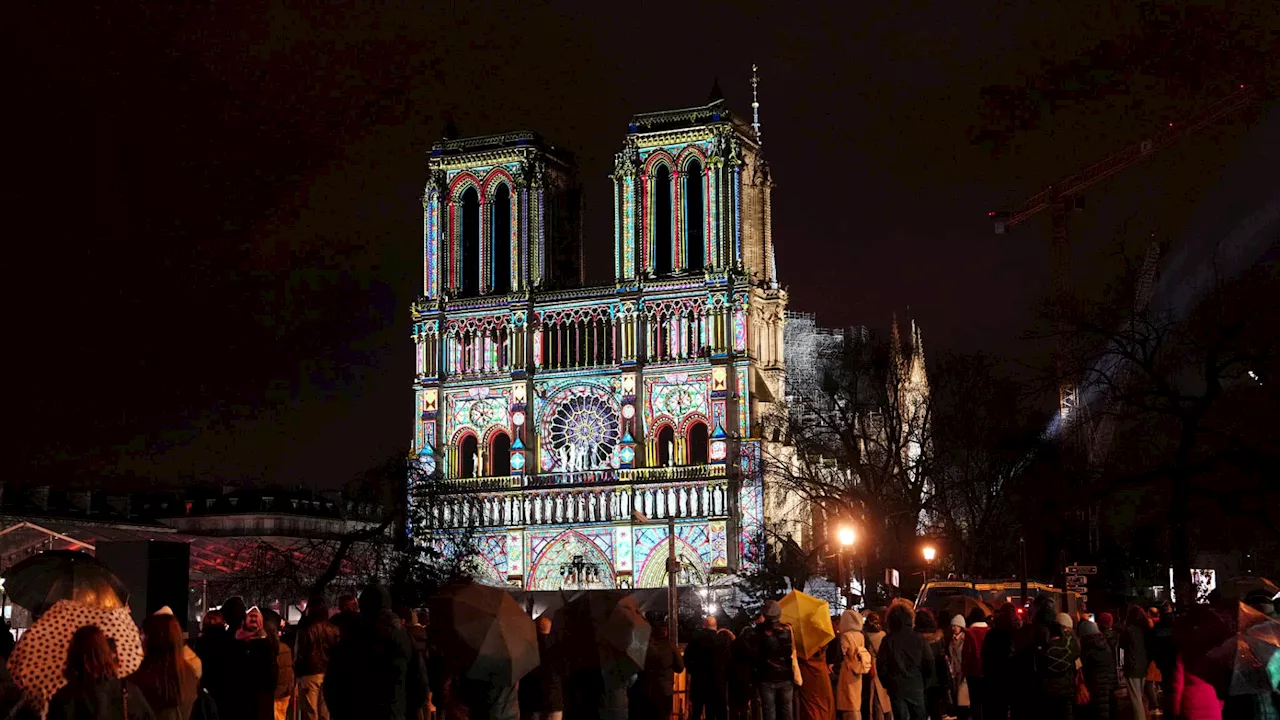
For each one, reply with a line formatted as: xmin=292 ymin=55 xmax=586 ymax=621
xmin=922 ymin=545 xmax=937 ymax=563
xmin=837 ymin=526 xmax=857 ymax=547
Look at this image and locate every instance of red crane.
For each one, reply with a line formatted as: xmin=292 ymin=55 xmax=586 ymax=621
xmin=990 ymin=83 xmax=1259 ymax=419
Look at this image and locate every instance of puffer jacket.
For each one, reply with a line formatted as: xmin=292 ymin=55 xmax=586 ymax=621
xmin=294 ymin=618 xmax=340 ymax=677
xmin=1080 ymin=633 xmax=1116 ymax=720
xmin=1036 ymin=634 xmax=1080 ymax=700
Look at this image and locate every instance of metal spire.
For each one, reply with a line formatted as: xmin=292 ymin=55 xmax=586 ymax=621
xmin=750 ymin=64 xmax=761 ymax=144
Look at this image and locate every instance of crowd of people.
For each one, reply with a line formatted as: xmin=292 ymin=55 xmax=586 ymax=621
xmin=1 ymin=586 xmax=1278 ymax=720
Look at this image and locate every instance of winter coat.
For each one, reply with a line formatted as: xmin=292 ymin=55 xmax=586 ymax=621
xmin=876 ymin=627 xmax=934 ymax=705
xmin=519 ymin=632 xmax=564 ymax=714
xmin=215 ymin=635 xmax=276 ymax=720
xmin=128 ymin=661 xmax=199 ymax=720
xmin=632 ymin=632 xmax=684 ymax=718
xmin=293 ymin=618 xmax=339 ymax=677
xmin=796 ymin=653 xmax=834 ymax=720
xmin=865 ymin=629 xmax=892 ymax=714
xmin=1173 ymin=658 xmax=1223 ymax=720
xmin=980 ymin=626 xmax=1016 ymax=691
xmin=728 ymin=629 xmax=755 ymax=708
xmin=1122 ymin=624 xmax=1149 ymax=678
xmin=274 ymin=641 xmax=294 ymax=700
xmin=685 ymin=627 xmax=718 ymax=680
xmin=836 ymin=611 xmax=869 ymax=713
xmin=192 ymin=628 xmax=237 ymax=716
xmin=1080 ymin=633 xmax=1116 ymax=720
xmin=324 ymin=586 xmax=429 ymax=720
xmin=749 ymin=621 xmax=795 ymax=684
xmin=966 ymin=622 xmax=989 ymax=678
xmin=46 ymin=678 xmax=156 ymax=720
xmin=1035 ymin=634 xmax=1080 ymax=700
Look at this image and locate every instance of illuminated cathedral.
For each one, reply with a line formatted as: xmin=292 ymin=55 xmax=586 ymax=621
xmin=410 ymin=87 xmax=795 ymax=590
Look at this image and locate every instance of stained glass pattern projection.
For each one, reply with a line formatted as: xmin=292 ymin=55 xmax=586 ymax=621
xmin=542 ymin=387 xmax=620 ymax=472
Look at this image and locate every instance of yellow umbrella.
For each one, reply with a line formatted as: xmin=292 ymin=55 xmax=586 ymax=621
xmin=778 ymin=589 xmax=835 ymax=659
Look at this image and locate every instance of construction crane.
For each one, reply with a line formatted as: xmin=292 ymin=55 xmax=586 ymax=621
xmin=990 ymin=83 xmax=1259 ymax=420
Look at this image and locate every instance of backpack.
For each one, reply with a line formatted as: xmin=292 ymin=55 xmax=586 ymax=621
xmin=846 ymin=632 xmax=873 ymax=674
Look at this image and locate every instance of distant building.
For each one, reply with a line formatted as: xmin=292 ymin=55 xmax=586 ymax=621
xmin=409 ymin=95 xmax=801 ymax=590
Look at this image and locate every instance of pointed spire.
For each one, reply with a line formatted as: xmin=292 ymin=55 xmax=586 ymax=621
xmin=911 ymin=318 xmax=924 ymax=358
xmin=750 ymin=64 xmax=762 ymax=144
xmin=708 ymin=77 xmax=725 ymax=103
xmin=889 ymin=313 xmax=904 ymax=367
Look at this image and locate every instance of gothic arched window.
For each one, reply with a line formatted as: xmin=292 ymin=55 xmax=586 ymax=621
xmin=459 ymin=434 xmax=479 ymax=478
xmin=653 ymin=164 xmax=673 ymax=276
xmin=683 ymin=158 xmax=704 ymax=272
xmin=490 ymin=432 xmax=511 ymax=476
xmin=491 ymin=183 xmax=512 ymax=293
xmin=657 ymin=425 xmax=675 ymax=467
xmin=687 ymin=421 xmax=709 ymax=465
xmin=460 ymin=186 xmax=480 ymax=296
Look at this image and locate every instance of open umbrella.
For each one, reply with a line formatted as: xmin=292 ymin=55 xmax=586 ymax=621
xmin=7 ymin=599 xmax=143 ymax=711
xmin=778 ymin=590 xmax=835 ymax=659
xmin=557 ymin=591 xmax=651 ymax=677
xmin=1205 ymin=601 xmax=1280 ymax=697
xmin=428 ymin=581 xmax=539 ymax=685
xmin=944 ymin=596 xmax=993 ymax=623
xmin=2 ymin=550 xmax=129 ymax=612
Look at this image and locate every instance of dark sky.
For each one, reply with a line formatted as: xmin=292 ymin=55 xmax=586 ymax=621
xmin=10 ymin=1 xmax=1276 ymax=489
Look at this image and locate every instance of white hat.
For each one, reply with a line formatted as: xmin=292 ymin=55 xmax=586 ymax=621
xmin=1056 ymin=612 xmax=1074 ymax=629
xmin=951 ymin=614 xmax=967 ymax=628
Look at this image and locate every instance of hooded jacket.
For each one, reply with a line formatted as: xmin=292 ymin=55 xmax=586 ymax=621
xmin=878 ymin=606 xmax=934 ymax=704
xmin=836 ymin=610 xmax=869 ymax=712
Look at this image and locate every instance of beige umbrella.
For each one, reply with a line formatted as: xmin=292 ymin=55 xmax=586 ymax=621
xmin=6 ymin=600 xmax=143 ymax=712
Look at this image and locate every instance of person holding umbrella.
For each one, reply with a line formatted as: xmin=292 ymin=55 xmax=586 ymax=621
xmin=47 ymin=624 xmax=156 ymax=720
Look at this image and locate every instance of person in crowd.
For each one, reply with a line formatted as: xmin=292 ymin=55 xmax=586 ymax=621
xmin=686 ymin=616 xmax=720 ymax=720
xmin=1148 ymin=603 xmax=1176 ymax=717
xmin=1122 ymin=605 xmax=1151 ymax=720
xmin=913 ymin=609 xmax=949 ymax=720
xmin=193 ymin=597 xmax=243 ymax=719
xmin=708 ymin=628 xmax=735 ymax=720
xmin=863 ymin=610 xmax=891 ymax=720
xmin=324 ymin=585 xmax=429 ymax=720
xmin=878 ymin=601 xmax=932 ymax=720
xmin=394 ymin=607 xmax=430 ymax=720
xmin=836 ymin=610 xmax=872 ymax=720
xmin=1078 ymin=620 xmax=1116 ymax=720
xmin=945 ymin=615 xmax=976 ymax=720
xmin=519 ymin=616 xmax=563 ymax=720
xmin=262 ymin=610 xmax=294 ymax=720
xmin=1057 ymin=613 xmax=1081 ymax=666
xmin=330 ymin=595 xmax=361 ymax=638
xmin=981 ymin=604 xmax=1019 ymax=720
xmin=728 ymin=624 xmax=757 ymax=720
xmin=225 ymin=606 xmax=280 ymax=720
xmin=964 ymin=609 xmax=988 ymax=720
xmin=47 ymin=625 xmax=156 ymax=720
xmin=130 ymin=613 xmax=200 ymax=720
xmin=151 ymin=608 xmax=201 ymax=681
xmin=795 ymin=634 xmax=833 ymax=720
xmin=294 ymin=599 xmax=339 ymax=720
xmin=1034 ymin=606 xmax=1080 ymax=720
xmin=749 ymin=601 xmax=795 ymax=720
xmin=632 ymin=618 xmax=684 ymax=720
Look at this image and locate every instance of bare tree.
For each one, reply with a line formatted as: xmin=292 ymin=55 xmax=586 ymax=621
xmin=1056 ymin=250 xmax=1279 ymax=604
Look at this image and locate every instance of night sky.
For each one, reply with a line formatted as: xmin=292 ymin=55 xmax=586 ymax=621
xmin=11 ymin=1 xmax=1276 ymax=489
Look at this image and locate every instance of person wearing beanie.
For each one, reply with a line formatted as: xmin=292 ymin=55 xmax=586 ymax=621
xmin=749 ymin=599 xmax=796 ymax=720
xmin=946 ymin=615 xmax=974 ymax=718
xmin=1078 ymin=620 xmax=1117 ymax=720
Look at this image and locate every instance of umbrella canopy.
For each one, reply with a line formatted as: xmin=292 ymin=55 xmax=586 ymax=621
xmin=557 ymin=591 xmax=651 ymax=679
xmin=2 ymin=550 xmax=129 ymax=612
xmin=428 ymin=581 xmax=539 ymax=685
xmin=944 ymin=596 xmax=993 ymax=624
xmin=1205 ymin=602 xmax=1280 ymax=696
xmin=1219 ymin=576 xmax=1280 ymax=604
xmin=778 ymin=590 xmax=835 ymax=659
xmin=7 ymin=599 xmax=143 ymax=711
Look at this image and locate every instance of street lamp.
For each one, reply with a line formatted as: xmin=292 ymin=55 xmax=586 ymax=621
xmin=837 ymin=527 xmax=856 ymax=548
xmin=835 ymin=526 xmax=857 ymax=608
xmin=922 ymin=545 xmax=937 ymax=583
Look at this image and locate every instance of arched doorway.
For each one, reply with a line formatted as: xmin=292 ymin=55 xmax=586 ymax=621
xmin=687 ymin=421 xmax=709 ymax=465
xmin=656 ymin=426 xmax=675 ymax=467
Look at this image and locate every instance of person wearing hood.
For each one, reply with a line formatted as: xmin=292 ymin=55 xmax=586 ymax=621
xmin=836 ymin=610 xmax=872 ymax=720
xmin=945 ymin=616 xmax=976 ymax=720
xmin=324 ymin=585 xmax=429 ymax=720
xmin=1078 ymin=620 xmax=1116 ymax=720
xmin=878 ymin=601 xmax=933 ymax=720
xmin=748 ymin=600 xmax=796 ymax=720
xmin=227 ymin=606 xmax=280 ymax=720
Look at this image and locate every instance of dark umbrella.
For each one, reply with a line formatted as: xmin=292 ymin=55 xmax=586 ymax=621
xmin=557 ymin=591 xmax=651 ymax=678
xmin=428 ymin=581 xmax=539 ymax=685
xmin=1204 ymin=601 xmax=1280 ymax=696
xmin=1 ymin=550 xmax=129 ymax=612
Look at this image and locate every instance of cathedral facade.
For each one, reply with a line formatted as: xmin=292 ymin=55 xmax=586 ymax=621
xmin=410 ymin=97 xmax=788 ymax=590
